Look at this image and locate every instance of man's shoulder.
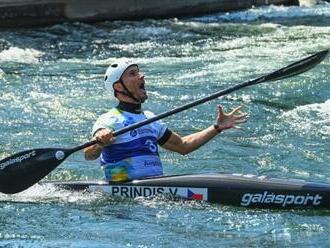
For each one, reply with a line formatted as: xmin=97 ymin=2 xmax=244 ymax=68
xmin=104 ymin=107 xmax=123 ymax=116
xmin=143 ymin=110 xmax=156 ymax=118
xmin=96 ymin=108 xmax=123 ymax=122
xmin=92 ymin=108 xmax=124 ymax=133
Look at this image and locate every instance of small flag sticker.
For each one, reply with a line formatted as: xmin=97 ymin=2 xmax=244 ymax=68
xmin=187 ymin=189 xmax=204 ymax=201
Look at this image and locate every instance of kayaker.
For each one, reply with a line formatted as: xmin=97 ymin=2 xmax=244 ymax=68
xmin=84 ymin=60 xmax=247 ymax=182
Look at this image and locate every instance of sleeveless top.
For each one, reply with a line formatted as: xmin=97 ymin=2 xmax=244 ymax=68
xmin=92 ymin=107 xmax=169 ymax=181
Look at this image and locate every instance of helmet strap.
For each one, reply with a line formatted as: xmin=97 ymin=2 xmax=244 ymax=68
xmin=114 ymin=79 xmax=141 ymax=103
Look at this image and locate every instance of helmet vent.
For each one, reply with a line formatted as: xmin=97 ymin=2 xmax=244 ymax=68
xmin=111 ymin=64 xmax=118 ymax=68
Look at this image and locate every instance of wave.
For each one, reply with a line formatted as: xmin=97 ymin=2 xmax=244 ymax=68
xmin=281 ymin=99 xmax=330 ymax=136
xmin=0 ymin=47 xmax=44 ymax=64
xmin=0 ymin=183 xmax=100 ymax=204
xmin=191 ymin=2 xmax=330 ymax=23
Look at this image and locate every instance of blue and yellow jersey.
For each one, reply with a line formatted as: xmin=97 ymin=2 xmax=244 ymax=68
xmin=92 ymin=108 xmax=168 ymax=181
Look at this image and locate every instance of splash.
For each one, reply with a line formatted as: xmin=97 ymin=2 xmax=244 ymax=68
xmin=299 ymin=0 xmax=319 ymax=7
xmin=0 ymin=47 xmax=44 ymax=64
xmin=191 ymin=2 xmax=330 ymax=22
xmin=0 ymin=182 xmax=101 ymax=204
xmin=0 ymin=68 xmax=4 ymax=79
xmin=281 ymin=100 xmax=330 ymax=136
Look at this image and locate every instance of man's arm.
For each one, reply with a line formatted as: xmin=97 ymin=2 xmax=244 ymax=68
xmin=161 ymin=125 xmax=220 ymax=155
xmin=84 ymin=143 xmax=104 ymax=160
xmin=84 ymin=128 xmax=115 ymax=160
xmin=161 ymin=105 xmax=247 ymax=155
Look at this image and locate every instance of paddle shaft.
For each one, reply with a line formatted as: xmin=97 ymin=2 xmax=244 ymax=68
xmin=73 ymin=49 xmax=329 ymax=153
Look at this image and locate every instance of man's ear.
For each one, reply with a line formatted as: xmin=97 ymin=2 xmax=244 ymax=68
xmin=113 ymin=82 xmax=123 ymax=91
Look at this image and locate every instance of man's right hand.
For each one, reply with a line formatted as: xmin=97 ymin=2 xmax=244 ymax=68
xmin=95 ymin=128 xmax=116 ymax=147
xmin=84 ymin=128 xmax=115 ymax=160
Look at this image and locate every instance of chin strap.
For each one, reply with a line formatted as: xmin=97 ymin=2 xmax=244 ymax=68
xmin=114 ymin=80 xmax=141 ymax=103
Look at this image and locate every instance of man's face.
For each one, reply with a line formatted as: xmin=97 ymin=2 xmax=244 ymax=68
xmin=120 ymin=65 xmax=147 ymax=103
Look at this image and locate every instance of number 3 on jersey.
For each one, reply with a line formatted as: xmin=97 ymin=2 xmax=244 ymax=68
xmin=145 ymin=139 xmax=157 ymax=153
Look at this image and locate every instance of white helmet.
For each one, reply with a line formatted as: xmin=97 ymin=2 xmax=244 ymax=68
xmin=104 ymin=60 xmax=137 ymax=91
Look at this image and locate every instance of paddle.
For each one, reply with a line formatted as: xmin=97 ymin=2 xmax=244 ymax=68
xmin=0 ymin=49 xmax=328 ymax=194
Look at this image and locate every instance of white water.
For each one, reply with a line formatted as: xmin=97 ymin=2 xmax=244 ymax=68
xmin=0 ymin=47 xmax=43 ymax=64
xmin=1 ymin=3 xmax=330 ymax=248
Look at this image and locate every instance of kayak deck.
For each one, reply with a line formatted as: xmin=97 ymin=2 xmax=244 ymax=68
xmin=42 ymin=173 xmax=330 ymax=209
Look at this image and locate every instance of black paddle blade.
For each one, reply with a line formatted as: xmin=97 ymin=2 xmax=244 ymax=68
xmin=258 ymin=49 xmax=329 ymax=84
xmin=0 ymin=148 xmax=71 ymax=194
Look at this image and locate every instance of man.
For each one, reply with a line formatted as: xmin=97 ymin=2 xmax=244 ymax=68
xmin=84 ymin=60 xmax=247 ymax=182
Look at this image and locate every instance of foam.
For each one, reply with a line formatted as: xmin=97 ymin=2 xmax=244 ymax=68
xmin=191 ymin=2 xmax=330 ymax=23
xmin=0 ymin=47 xmax=44 ymax=64
xmin=282 ymin=100 xmax=330 ymax=135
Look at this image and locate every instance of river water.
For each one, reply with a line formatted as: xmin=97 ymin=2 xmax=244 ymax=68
xmin=0 ymin=3 xmax=330 ymax=247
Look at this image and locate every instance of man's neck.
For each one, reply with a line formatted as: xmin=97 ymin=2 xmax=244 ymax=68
xmin=117 ymin=101 xmax=142 ymax=114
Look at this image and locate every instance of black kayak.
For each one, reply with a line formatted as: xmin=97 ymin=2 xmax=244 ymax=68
xmin=42 ymin=173 xmax=330 ymax=209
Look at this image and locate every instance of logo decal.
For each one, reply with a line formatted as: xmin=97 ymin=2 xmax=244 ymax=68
xmin=241 ymin=191 xmax=322 ymax=207
xmin=0 ymin=150 xmax=37 ymax=170
xmin=130 ymin=130 xmax=138 ymax=137
xmin=123 ymin=117 xmax=135 ymax=127
xmin=145 ymin=139 xmax=157 ymax=153
xmin=89 ymin=185 xmax=208 ymax=201
xmin=187 ymin=189 xmax=204 ymax=201
xmin=55 ymin=151 xmax=65 ymax=160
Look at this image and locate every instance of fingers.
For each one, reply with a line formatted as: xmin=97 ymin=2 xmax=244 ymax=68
xmin=218 ymin=105 xmax=248 ymax=119
xmin=95 ymin=128 xmax=115 ymax=147
xmin=218 ymin=105 xmax=225 ymax=116
xmin=235 ymin=114 xmax=248 ymax=123
xmin=234 ymin=119 xmax=248 ymax=124
xmin=233 ymin=110 xmax=248 ymax=126
xmin=235 ymin=112 xmax=248 ymax=119
xmin=230 ymin=106 xmax=242 ymax=115
xmin=216 ymin=104 xmax=248 ymax=131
